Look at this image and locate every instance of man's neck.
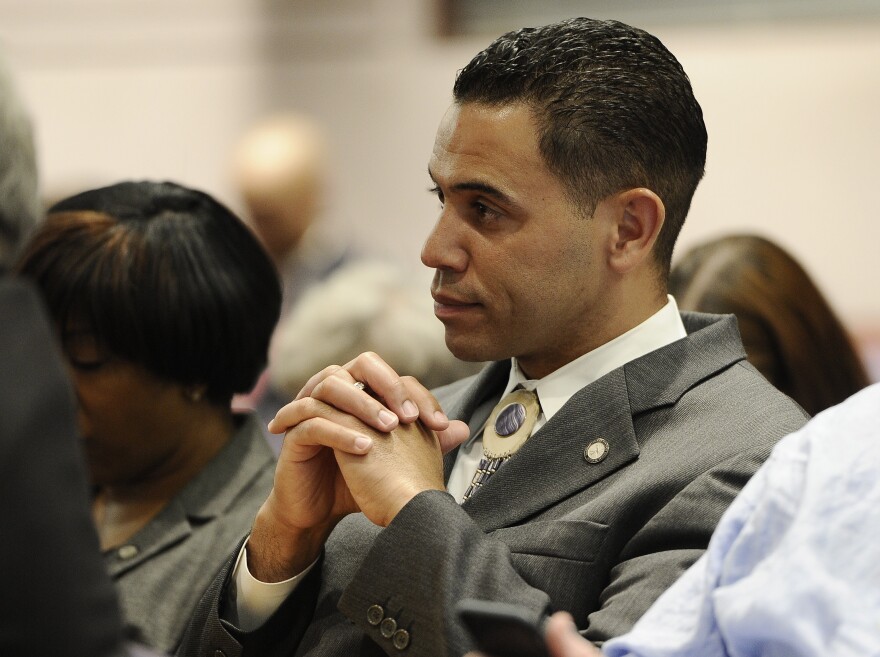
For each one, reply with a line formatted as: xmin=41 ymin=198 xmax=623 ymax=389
xmin=517 ymin=293 xmax=668 ymax=380
xmin=516 ymin=293 xmax=676 ymax=382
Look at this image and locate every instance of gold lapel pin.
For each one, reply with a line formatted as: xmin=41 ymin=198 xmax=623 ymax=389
xmin=583 ymin=438 xmax=610 ymax=464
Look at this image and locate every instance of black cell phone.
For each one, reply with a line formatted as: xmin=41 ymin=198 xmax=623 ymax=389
xmin=456 ymin=599 xmax=550 ymax=657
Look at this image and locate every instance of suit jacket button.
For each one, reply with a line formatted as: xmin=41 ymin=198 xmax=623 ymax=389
xmin=117 ymin=544 xmax=139 ymax=560
xmin=380 ymin=617 xmax=397 ymax=638
xmin=392 ymin=628 xmax=410 ymax=650
xmin=367 ymin=604 xmax=385 ymax=626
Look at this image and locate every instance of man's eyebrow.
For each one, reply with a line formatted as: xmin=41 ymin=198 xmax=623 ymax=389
xmin=427 ymin=168 xmax=519 ymax=208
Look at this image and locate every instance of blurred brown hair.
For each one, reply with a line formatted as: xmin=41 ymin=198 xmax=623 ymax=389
xmin=670 ymin=234 xmax=869 ymax=416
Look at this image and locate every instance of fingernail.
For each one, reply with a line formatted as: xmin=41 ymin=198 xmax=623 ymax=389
xmin=402 ymin=400 xmax=418 ymax=418
xmin=354 ymin=435 xmax=373 ymax=451
xmin=433 ymin=410 xmax=448 ymax=424
xmin=378 ymin=409 xmax=397 ymax=427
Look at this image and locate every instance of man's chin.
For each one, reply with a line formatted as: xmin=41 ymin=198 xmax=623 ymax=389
xmin=445 ymin=333 xmax=504 ymax=364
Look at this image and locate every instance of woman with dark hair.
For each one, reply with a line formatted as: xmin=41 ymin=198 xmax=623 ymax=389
xmin=669 ymin=234 xmax=869 ymax=416
xmin=15 ymin=180 xmax=282 ymax=653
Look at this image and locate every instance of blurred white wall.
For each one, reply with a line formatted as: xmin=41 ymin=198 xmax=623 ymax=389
xmin=1 ymin=1 xmax=878 ymax=354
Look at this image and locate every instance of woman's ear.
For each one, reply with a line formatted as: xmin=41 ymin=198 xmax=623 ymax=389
xmin=608 ymin=188 xmax=665 ymax=275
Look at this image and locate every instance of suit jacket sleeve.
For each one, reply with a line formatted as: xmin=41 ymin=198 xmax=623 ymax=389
xmin=176 ymin=540 xmax=324 ymax=657
xmin=338 ymin=490 xmax=553 ymax=656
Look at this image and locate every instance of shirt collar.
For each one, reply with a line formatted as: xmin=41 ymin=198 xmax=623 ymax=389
xmin=505 ymin=296 xmax=687 ymax=422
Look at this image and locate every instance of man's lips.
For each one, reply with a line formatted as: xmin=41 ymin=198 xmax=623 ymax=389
xmin=432 ymin=292 xmax=480 ymax=318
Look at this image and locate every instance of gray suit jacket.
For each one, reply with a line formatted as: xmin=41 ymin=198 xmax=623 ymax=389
xmin=113 ymin=413 xmax=275 ymax=654
xmin=179 ymin=312 xmax=808 ymax=657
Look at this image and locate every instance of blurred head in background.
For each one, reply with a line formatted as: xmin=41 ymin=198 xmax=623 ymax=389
xmin=670 ymin=233 xmax=869 ymax=416
xmin=232 ymin=113 xmax=326 ymax=265
xmin=0 ymin=56 xmax=40 ymax=273
xmin=230 ymin=113 xmax=355 ymax=423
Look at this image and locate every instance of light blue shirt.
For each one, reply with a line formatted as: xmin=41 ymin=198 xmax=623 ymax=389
xmin=604 ymin=383 xmax=880 ymax=657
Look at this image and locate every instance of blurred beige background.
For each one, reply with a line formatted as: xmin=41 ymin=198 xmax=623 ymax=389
xmin=2 ymin=0 xmax=878 ymax=377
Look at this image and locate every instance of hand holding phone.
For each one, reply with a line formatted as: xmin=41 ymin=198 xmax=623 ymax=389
xmin=456 ymin=599 xmax=550 ymax=657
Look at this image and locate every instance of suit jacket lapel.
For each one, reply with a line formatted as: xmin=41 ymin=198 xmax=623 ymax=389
xmin=625 ymin=311 xmax=746 ymax=415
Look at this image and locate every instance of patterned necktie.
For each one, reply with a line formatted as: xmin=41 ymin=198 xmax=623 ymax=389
xmin=462 ymin=387 xmax=541 ymax=501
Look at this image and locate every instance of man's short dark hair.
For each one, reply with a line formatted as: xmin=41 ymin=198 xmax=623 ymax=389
xmin=453 ymin=17 xmax=708 ymax=277
xmin=16 ymin=180 xmax=282 ymax=405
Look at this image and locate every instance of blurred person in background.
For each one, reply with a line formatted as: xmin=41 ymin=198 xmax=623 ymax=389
xmin=15 ymin=180 xmax=281 ymax=654
xmin=231 ymin=113 xmax=352 ymax=423
xmin=669 ymin=233 xmax=869 ymax=416
xmin=232 ymin=113 xmax=349 ymax=309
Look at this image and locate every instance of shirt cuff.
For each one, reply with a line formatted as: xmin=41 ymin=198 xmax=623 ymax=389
xmin=229 ymin=536 xmax=319 ymax=632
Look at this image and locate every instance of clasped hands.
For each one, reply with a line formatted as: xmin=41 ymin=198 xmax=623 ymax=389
xmin=248 ymin=352 xmax=470 ymax=582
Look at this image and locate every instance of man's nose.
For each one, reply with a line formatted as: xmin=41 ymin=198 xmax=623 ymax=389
xmin=421 ymin=210 xmax=467 ymax=273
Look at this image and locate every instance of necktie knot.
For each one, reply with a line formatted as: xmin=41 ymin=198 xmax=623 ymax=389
xmin=462 ymin=386 xmax=541 ymax=502
xmin=483 ymin=387 xmax=541 ymax=459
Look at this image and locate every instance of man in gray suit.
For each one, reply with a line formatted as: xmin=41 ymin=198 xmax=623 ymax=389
xmin=180 ymin=17 xmax=807 ymax=657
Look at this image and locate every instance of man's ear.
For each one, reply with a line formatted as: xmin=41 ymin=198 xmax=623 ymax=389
xmin=608 ymin=188 xmax=665 ymax=275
